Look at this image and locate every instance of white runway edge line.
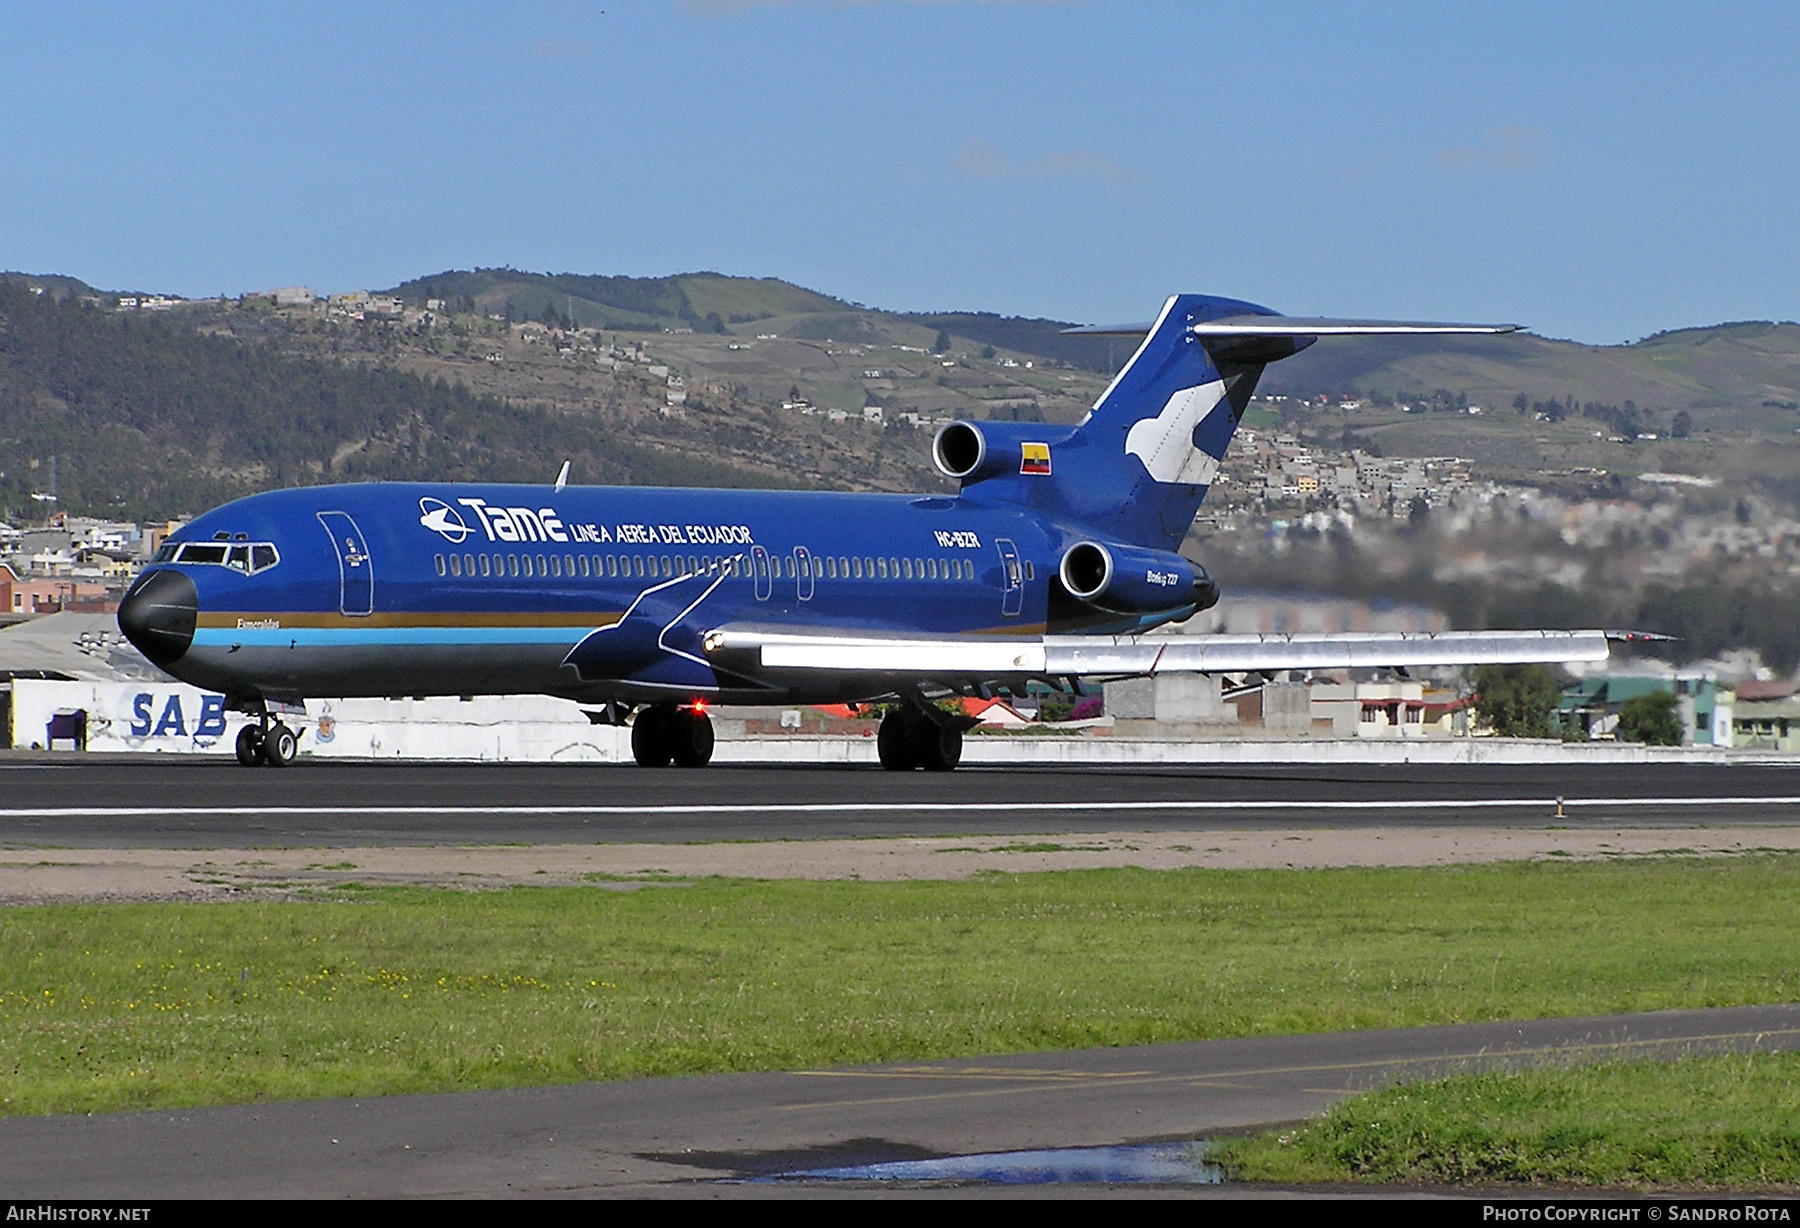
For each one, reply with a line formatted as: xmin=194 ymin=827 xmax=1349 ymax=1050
xmin=6 ymin=797 xmax=1800 ymax=819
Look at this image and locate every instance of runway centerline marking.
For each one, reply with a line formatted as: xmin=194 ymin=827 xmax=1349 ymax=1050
xmin=6 ymin=796 xmax=1800 ymax=819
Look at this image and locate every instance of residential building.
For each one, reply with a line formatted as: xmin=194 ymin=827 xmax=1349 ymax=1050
xmin=1731 ymin=680 xmax=1800 ymax=751
xmin=1559 ymin=673 xmax=1732 ymax=746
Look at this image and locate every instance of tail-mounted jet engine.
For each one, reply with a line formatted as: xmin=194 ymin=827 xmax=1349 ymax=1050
xmin=932 ymin=420 xmax=1062 ymax=484
xmin=1059 ymin=540 xmax=1219 ymax=616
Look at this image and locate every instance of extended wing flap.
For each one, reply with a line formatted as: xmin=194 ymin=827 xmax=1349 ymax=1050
xmin=703 ymin=627 xmax=1615 ymax=682
xmin=704 ymin=628 xmax=1046 ymax=676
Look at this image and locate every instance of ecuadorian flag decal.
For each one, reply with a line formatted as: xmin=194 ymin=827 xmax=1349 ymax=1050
xmin=1020 ymin=442 xmax=1052 ymax=476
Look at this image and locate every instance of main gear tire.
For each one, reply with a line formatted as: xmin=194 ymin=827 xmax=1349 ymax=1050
xmin=631 ymin=706 xmax=675 ymax=767
xmin=912 ymin=720 xmax=963 ymax=772
xmin=235 ymin=725 xmax=264 ymax=767
xmin=877 ymin=710 xmax=918 ymax=771
xmin=670 ymin=708 xmax=716 ymax=768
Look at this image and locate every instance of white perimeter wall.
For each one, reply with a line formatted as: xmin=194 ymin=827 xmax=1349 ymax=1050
xmin=5 ymin=680 xmax=1792 ymax=765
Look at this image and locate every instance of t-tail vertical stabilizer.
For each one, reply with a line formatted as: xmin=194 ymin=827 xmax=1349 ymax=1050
xmin=932 ymin=294 xmax=1520 ymax=552
xmin=1056 ymin=293 xmax=1278 ymax=550
xmin=934 ymin=293 xmax=1280 ymax=551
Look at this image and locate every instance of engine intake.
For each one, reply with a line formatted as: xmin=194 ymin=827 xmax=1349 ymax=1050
xmin=1059 ymin=541 xmax=1219 ymax=615
xmin=932 ymin=421 xmax=989 ymax=480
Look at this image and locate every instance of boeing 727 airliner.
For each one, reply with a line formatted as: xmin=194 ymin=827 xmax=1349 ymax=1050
xmin=117 ymin=293 xmax=1631 ymax=770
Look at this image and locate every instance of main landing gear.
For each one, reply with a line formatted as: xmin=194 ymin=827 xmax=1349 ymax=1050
xmin=877 ymin=699 xmax=978 ymax=772
xmin=630 ymin=704 xmax=715 ymax=768
xmin=235 ymin=714 xmax=299 ymax=768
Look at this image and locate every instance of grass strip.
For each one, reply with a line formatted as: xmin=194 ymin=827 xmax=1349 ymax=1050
xmin=4 ymin=857 xmax=1800 ymax=1117
xmin=1215 ymin=1052 xmax=1800 ymax=1190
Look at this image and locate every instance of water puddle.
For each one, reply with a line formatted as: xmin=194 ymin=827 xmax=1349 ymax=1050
xmin=761 ymin=1141 xmax=1224 ymax=1186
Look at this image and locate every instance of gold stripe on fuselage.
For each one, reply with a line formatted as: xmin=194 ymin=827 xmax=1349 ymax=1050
xmin=966 ymin=621 xmax=1048 ymax=637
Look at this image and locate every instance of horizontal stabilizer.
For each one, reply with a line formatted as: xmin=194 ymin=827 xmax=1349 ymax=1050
xmin=1064 ymin=317 xmax=1522 ymax=338
xmin=704 ymin=627 xmax=1622 ymax=681
xmin=1189 ymin=316 xmax=1521 ymax=338
xmin=1061 ymin=321 xmax=1155 ymax=336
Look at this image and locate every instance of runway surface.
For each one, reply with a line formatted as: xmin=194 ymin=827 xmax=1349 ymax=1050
xmin=4 ymin=757 xmax=1800 ymax=848
xmin=4 ymin=1003 xmax=1797 ymax=1196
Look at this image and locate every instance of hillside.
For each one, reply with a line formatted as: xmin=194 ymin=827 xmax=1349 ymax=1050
xmin=394 ymin=268 xmax=1800 ymax=436
xmin=0 ymin=282 xmax=821 ymax=521
xmin=381 ymin=268 xmax=1128 ymax=372
xmin=382 ymin=269 xmax=847 ymax=334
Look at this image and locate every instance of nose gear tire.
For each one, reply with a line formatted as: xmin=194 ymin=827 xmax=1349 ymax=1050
xmin=261 ymin=724 xmax=298 ymax=768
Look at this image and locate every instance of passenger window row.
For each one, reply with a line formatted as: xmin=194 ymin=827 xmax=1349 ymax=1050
xmin=821 ymin=556 xmax=978 ymax=581
xmin=430 ymin=551 xmax=982 ymax=582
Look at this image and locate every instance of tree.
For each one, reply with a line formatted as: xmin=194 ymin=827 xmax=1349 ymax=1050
xmin=1473 ymin=664 xmax=1561 ymax=738
xmin=1672 ymin=410 xmax=1694 ymax=439
xmin=931 ymin=328 xmax=951 ymax=354
xmin=1616 ymin=690 xmax=1682 ymax=745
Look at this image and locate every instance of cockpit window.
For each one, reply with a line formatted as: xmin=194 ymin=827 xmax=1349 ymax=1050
xmin=179 ymin=544 xmax=229 ymax=565
xmin=171 ymin=540 xmax=281 ymax=573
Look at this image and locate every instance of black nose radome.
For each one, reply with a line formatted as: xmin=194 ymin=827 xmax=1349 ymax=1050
xmin=118 ymin=569 xmax=198 ymax=666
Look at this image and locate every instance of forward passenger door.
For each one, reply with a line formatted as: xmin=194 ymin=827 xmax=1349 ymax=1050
xmin=317 ymin=511 xmax=374 ymax=616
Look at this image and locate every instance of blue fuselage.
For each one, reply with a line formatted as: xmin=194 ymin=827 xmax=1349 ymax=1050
xmin=136 ymin=482 xmax=1180 ymax=707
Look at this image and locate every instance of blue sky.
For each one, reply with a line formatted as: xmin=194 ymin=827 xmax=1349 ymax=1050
xmin=3 ymin=1 xmax=1796 ymax=342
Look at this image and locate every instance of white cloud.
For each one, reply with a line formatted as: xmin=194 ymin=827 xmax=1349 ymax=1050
xmin=680 ymin=0 xmax=1076 ymax=16
xmin=1434 ymin=126 xmax=1554 ymax=174
xmin=953 ymin=137 xmax=1143 ymax=184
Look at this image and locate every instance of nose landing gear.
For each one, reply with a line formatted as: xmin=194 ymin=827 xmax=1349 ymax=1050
xmin=234 ymin=711 xmax=299 ymax=768
xmin=630 ymin=704 xmax=715 ymax=768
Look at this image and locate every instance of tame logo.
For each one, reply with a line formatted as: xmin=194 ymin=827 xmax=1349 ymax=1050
xmin=418 ymin=497 xmax=473 ymax=543
xmin=455 ymin=498 xmax=571 ymax=544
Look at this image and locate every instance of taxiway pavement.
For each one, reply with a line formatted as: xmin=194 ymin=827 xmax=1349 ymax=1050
xmin=3 ymin=1004 xmax=1796 ymax=1197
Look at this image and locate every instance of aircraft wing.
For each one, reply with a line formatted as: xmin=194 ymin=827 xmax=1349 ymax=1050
xmin=703 ymin=627 xmax=1637 ymax=684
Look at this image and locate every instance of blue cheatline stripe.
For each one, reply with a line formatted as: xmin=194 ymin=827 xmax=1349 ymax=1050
xmin=193 ymin=627 xmax=590 ymax=648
